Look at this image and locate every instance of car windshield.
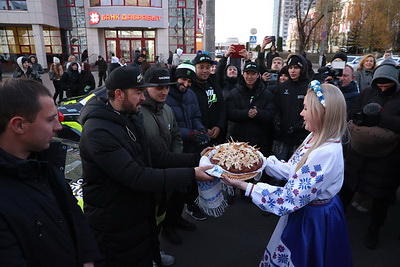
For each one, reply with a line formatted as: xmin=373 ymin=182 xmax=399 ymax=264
xmin=347 ymin=56 xmax=357 ymax=62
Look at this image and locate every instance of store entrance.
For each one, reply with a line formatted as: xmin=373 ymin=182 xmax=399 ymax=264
xmin=105 ymin=29 xmax=155 ymax=63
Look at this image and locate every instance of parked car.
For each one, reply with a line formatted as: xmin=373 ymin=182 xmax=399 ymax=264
xmin=57 ymin=87 xmax=107 ymax=141
xmin=376 ymin=56 xmax=400 ymax=66
xmin=346 ymin=55 xmax=363 ymax=70
xmin=215 ymin=50 xmax=223 ymax=58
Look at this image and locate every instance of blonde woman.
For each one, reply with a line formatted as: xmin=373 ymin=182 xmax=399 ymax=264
xmin=355 ymin=54 xmax=376 ymax=92
xmin=223 ymin=82 xmax=352 ymax=266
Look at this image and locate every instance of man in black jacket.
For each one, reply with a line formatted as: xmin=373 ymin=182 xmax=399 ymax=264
xmin=226 ymin=62 xmax=275 ymax=156
xmin=191 ymin=54 xmax=227 ymax=146
xmin=79 ymin=67 xmax=213 ymax=266
xmin=0 ymin=78 xmax=100 ymax=266
xmin=94 ymin=55 xmax=108 ymax=87
xmin=273 ymin=54 xmax=310 ymax=161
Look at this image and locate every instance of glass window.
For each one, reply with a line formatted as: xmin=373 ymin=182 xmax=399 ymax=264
xmin=100 ymin=0 xmax=111 ymax=5
xmin=8 ymin=37 xmax=16 ymax=45
xmin=126 ymin=0 xmax=137 ymax=5
xmin=178 ymin=0 xmax=185 ymax=8
xmin=90 ymin=0 xmax=100 ymax=6
xmin=113 ymin=0 xmax=123 ymax=5
xmin=9 ymin=45 xmax=19 ymax=53
xmin=119 ymin=30 xmax=142 ymax=38
xmin=144 ymin=30 xmax=155 ymax=38
xmin=43 ymin=36 xmax=50 ymax=45
xmin=45 ymin=46 xmax=51 ymax=53
xmin=17 ymin=29 xmax=27 ymax=36
xmin=105 ymin=30 xmax=117 ymax=38
xmin=18 ymin=36 xmax=28 ymax=44
xmin=20 ymin=45 xmax=30 ymax=53
xmin=120 ymin=40 xmax=130 ymax=61
xmin=8 ymin=1 xmax=27 ymax=10
xmin=151 ymin=0 xmax=161 ymax=7
xmin=67 ymin=0 xmax=75 ymax=7
xmin=138 ymin=0 xmax=150 ymax=6
xmin=53 ymin=46 xmax=62 ymax=54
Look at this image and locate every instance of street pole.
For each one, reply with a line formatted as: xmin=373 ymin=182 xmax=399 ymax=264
xmin=319 ymin=0 xmax=329 ymax=66
xmin=205 ymin=0 xmax=215 ymax=58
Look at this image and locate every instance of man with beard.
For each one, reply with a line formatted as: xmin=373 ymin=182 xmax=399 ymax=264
xmin=166 ymin=62 xmax=210 ymax=227
xmin=273 ymin=54 xmax=311 ymax=161
xmin=78 ymin=67 xmax=213 ymax=266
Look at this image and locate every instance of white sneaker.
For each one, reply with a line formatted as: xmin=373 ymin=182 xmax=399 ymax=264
xmin=160 ymin=251 xmax=174 ymax=266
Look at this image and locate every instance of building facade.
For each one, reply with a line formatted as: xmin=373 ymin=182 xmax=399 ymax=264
xmin=0 ymin=0 xmax=203 ymax=69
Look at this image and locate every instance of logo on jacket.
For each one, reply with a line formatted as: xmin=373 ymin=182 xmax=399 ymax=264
xmin=284 ymin=89 xmax=289 ymax=95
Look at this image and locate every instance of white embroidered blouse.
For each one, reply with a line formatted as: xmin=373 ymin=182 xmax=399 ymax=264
xmin=245 ymin=134 xmax=344 ymax=216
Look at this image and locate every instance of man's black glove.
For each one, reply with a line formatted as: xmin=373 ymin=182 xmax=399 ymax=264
xmin=188 ymin=129 xmax=210 ymax=146
xmin=350 ymin=103 xmax=382 ymax=127
xmin=362 ymin=103 xmax=382 ymax=126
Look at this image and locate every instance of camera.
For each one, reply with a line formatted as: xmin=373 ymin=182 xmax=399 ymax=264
xmin=317 ymin=61 xmax=345 ymax=87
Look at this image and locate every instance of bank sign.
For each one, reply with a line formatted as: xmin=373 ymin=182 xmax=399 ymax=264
xmin=88 ymin=7 xmax=166 ymax=28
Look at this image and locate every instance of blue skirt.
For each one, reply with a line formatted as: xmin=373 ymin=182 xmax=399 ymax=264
xmin=261 ymin=195 xmax=352 ymax=267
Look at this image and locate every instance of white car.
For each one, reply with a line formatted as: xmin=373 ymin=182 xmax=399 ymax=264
xmin=346 ymin=55 xmax=363 ymax=70
xmin=376 ymin=56 xmax=400 ymax=66
xmin=215 ymin=50 xmax=223 ymax=58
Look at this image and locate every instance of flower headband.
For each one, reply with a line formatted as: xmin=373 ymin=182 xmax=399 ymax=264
xmin=310 ymin=80 xmax=325 ymax=107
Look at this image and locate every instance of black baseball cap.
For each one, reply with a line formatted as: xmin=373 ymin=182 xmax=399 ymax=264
xmin=106 ymin=67 xmax=147 ymax=91
xmin=144 ymin=68 xmax=177 ymax=87
xmin=193 ymin=54 xmax=214 ymax=65
xmin=243 ymin=62 xmax=259 ymax=73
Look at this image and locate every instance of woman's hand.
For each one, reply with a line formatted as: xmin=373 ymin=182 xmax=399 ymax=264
xmin=221 ymin=174 xmax=248 ymax=191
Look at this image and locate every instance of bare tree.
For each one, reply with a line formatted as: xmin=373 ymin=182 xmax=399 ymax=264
xmin=295 ymin=0 xmax=324 ymax=54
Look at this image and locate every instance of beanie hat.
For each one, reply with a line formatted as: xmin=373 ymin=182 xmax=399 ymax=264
xmin=287 ymin=55 xmax=304 ymax=68
xmin=106 ymin=66 xmax=146 ymax=91
xmin=279 ymin=65 xmax=289 ymax=76
xmin=21 ymin=57 xmax=29 ymax=64
xmin=332 ymin=52 xmax=348 ymax=62
xmin=175 ymin=63 xmax=196 ymax=82
xmin=144 ymin=67 xmax=176 ymax=86
xmin=371 ymin=59 xmax=399 ymax=90
xmin=53 ymin=57 xmax=60 ymax=64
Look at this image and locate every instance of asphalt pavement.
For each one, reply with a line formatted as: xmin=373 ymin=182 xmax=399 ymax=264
xmin=160 ymin=190 xmax=400 ymax=267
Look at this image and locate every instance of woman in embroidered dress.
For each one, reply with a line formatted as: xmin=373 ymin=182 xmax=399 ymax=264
xmin=222 ymin=81 xmax=353 ymax=267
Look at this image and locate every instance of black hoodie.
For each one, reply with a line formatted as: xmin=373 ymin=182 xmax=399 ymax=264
xmin=274 ymin=54 xmax=310 ymax=145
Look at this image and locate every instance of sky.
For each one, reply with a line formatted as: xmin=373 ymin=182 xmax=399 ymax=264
xmin=215 ymin=0 xmax=275 ymax=44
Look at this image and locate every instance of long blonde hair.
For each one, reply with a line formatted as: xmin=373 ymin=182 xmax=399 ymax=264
xmin=295 ymin=83 xmax=347 ymax=172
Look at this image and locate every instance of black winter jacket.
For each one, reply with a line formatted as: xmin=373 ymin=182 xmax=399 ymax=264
xmin=166 ymin=84 xmax=205 ymax=152
xmin=345 ymin=82 xmax=400 ymax=198
xmin=79 ymin=96 xmax=199 ymax=266
xmin=0 ymin=143 xmax=100 ymax=266
xmin=191 ymin=78 xmax=226 ymax=144
xmin=274 ymin=56 xmax=310 ymax=146
xmin=226 ymin=77 xmax=275 ymax=155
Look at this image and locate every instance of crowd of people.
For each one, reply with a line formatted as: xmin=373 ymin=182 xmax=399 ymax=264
xmin=1 ymin=40 xmax=399 ymax=266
